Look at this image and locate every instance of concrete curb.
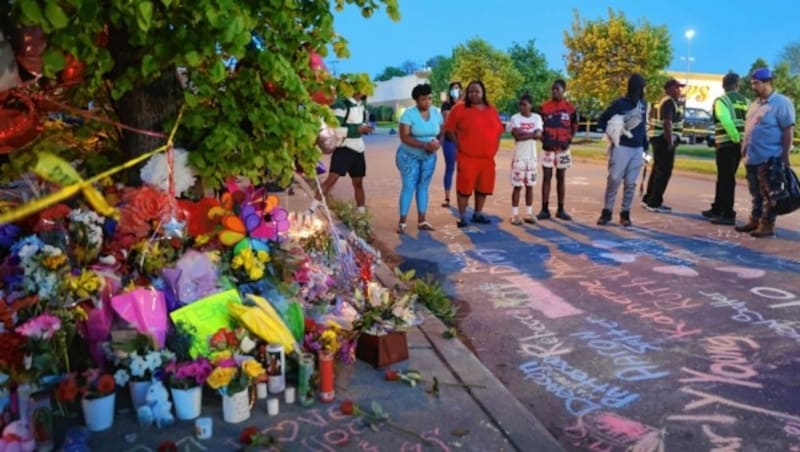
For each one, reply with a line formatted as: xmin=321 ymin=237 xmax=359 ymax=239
xmin=373 ymin=265 xmax=564 ymax=452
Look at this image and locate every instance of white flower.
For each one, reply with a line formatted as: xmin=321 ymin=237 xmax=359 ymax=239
xmin=161 ymin=349 xmax=176 ymax=363
xmin=240 ymin=336 xmax=256 ymax=354
xmin=129 ymin=355 xmax=148 ymax=378
xmin=140 ymin=147 xmax=197 ymax=197
xmin=144 ymin=351 xmax=163 ymax=371
xmin=17 ymin=243 xmax=39 ymax=260
xmin=114 ymin=369 xmax=130 ymax=387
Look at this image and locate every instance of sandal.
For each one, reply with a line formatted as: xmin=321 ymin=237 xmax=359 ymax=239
xmin=441 ymin=199 xmax=450 ymax=208
xmin=397 ymin=223 xmax=407 ymax=234
xmin=418 ymin=221 xmax=435 ymax=231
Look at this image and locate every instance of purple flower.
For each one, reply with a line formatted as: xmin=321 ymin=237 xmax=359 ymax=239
xmin=0 ymin=224 xmax=20 ymax=249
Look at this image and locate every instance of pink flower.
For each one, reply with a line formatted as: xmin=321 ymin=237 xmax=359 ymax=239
xmin=15 ymin=313 xmax=62 ymax=339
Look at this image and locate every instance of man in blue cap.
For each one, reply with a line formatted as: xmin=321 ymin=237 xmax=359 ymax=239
xmin=735 ymin=68 xmax=796 ymax=237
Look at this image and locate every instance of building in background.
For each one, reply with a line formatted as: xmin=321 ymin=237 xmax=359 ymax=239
xmin=666 ymin=71 xmax=724 ymax=112
xmin=369 ymin=70 xmax=432 ymax=120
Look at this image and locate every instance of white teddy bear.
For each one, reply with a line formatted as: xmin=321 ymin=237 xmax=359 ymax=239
xmin=136 ymin=380 xmax=174 ymax=429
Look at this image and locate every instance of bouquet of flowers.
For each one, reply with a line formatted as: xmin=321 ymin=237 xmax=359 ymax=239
xmin=109 ymin=334 xmax=175 ymax=387
xmin=56 ymin=368 xmax=116 ymax=402
xmin=304 ymin=319 xmax=356 ymax=364
xmin=10 ymin=235 xmax=70 ymax=304
xmin=164 ymin=357 xmax=213 ymax=390
xmin=350 ymin=282 xmax=419 ymax=336
xmin=15 ymin=313 xmax=63 ymax=380
xmin=205 ymin=327 xmax=265 ymax=396
xmin=67 ymin=208 xmax=105 ymax=266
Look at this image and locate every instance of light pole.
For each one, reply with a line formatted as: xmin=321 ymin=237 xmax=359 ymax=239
xmin=684 ymin=29 xmax=695 ymax=84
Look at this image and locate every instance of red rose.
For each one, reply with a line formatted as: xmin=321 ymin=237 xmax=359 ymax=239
xmin=157 ymin=442 xmax=177 ymax=452
xmin=240 ymin=426 xmax=259 ymax=445
xmin=340 ymin=399 xmax=354 ymax=415
xmin=385 ymin=370 xmax=399 ymax=381
xmin=116 ymin=186 xmax=171 ymax=239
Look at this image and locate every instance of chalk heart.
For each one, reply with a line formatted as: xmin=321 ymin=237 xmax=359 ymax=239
xmin=652 ymin=265 xmax=698 ymax=277
xmin=264 ymin=420 xmax=299 ymax=442
xmin=715 ymin=266 xmax=765 ymax=279
xmin=600 ymin=252 xmax=637 ymax=263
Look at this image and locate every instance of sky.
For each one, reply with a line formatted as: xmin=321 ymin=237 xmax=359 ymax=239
xmin=330 ymin=0 xmax=799 ymax=79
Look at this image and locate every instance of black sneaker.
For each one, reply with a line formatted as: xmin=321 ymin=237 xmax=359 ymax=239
xmin=701 ymin=208 xmax=719 ymax=219
xmin=471 ymin=213 xmax=491 ymax=224
xmin=556 ymin=210 xmax=573 ymax=221
xmin=536 ymin=210 xmax=551 ymax=220
xmin=645 ymin=204 xmax=672 ymax=213
xmin=457 ymin=219 xmax=469 ymax=228
xmin=710 ymin=215 xmax=736 ymax=225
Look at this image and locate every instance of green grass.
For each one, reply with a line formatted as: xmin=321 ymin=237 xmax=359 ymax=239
xmin=499 ymin=138 xmax=800 ymax=177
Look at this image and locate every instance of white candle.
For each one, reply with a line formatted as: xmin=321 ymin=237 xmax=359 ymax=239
xmin=256 ymin=382 xmax=268 ymax=399
xmin=284 ymin=386 xmax=296 ymax=404
xmin=267 ymin=398 xmax=279 ymax=416
xmin=195 ymin=417 xmax=213 ymax=440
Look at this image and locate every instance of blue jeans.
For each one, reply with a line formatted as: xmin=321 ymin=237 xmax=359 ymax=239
xmin=442 ymin=138 xmax=457 ymax=193
xmin=396 ymin=147 xmax=437 ymax=217
xmin=745 ymin=163 xmax=776 ymax=223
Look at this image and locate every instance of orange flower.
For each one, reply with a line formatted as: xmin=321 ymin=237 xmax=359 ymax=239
xmin=116 ymin=186 xmax=171 ymax=239
xmin=96 ymin=374 xmax=115 ymax=394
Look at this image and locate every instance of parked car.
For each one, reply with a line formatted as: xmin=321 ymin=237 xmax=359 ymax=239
xmin=681 ymin=107 xmax=715 ymax=146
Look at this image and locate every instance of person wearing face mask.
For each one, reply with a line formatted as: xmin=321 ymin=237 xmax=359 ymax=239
xmin=444 ymin=80 xmax=505 ymax=228
xmin=440 ymin=81 xmax=463 ymax=207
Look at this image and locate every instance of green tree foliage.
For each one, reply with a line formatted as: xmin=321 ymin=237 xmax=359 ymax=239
xmin=400 ymin=59 xmax=418 ymax=74
xmin=777 ymin=41 xmax=800 ymax=75
xmin=450 ymin=38 xmax=522 ymax=109
xmin=563 ymin=8 xmax=672 ymax=110
xmin=424 ymin=55 xmax=446 ymax=70
xmin=1 ymin=1 xmax=399 ymax=188
xmin=501 ymin=40 xmax=562 ymax=114
xmin=428 ymin=54 xmax=454 ymax=105
xmin=374 ymin=66 xmax=406 ymax=81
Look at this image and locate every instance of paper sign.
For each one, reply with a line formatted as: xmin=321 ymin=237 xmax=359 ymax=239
xmin=169 ymin=289 xmax=242 ymax=358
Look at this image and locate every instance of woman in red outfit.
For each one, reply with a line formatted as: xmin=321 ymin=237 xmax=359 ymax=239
xmin=444 ymin=80 xmax=505 ymax=228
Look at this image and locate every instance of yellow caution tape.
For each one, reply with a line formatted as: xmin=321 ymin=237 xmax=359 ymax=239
xmin=0 ymin=107 xmax=184 ymax=225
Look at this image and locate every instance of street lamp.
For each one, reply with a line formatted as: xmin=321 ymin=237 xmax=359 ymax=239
xmin=683 ymin=29 xmax=695 ymax=84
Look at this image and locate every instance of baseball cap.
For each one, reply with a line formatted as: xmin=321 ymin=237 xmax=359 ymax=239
xmin=751 ymin=68 xmax=772 ymax=82
xmin=664 ymin=78 xmax=686 ymax=90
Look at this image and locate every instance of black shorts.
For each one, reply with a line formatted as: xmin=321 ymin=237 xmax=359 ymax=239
xmin=330 ymin=147 xmax=366 ymax=177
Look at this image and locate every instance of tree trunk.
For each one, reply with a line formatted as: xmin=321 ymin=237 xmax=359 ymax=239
xmin=115 ymin=69 xmax=183 ymax=185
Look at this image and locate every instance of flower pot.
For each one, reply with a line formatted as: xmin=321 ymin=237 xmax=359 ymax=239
xmin=129 ymin=380 xmax=151 ymax=409
xmin=356 ymin=331 xmax=409 ymax=369
xmin=81 ymin=393 xmax=115 ymax=432
xmin=221 ymin=389 xmax=251 ymax=424
xmin=171 ymin=386 xmax=202 ymax=420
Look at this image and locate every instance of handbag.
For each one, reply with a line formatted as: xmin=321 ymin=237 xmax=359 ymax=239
xmin=773 ymin=166 xmax=800 ymax=216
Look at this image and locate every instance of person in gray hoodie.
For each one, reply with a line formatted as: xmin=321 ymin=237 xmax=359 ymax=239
xmin=596 ymin=74 xmax=649 ymax=226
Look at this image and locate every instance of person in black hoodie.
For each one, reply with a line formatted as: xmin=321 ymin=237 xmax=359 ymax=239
xmin=596 ymin=74 xmax=649 ymax=226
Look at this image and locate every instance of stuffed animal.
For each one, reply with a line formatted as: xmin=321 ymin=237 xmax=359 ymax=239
xmin=136 ymin=380 xmax=174 ymax=429
xmin=0 ymin=419 xmax=36 ymax=452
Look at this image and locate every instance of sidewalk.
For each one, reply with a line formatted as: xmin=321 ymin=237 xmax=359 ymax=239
xmin=75 ymin=312 xmax=561 ymax=451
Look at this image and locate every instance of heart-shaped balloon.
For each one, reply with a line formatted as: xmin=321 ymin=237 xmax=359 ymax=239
xmin=12 ymin=25 xmax=46 ymax=77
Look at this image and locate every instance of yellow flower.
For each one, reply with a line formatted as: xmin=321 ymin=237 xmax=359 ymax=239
xmin=206 ymin=367 xmax=236 ymax=390
xmin=210 ymin=350 xmax=232 ymax=364
xmin=231 ymin=255 xmax=244 ymax=269
xmin=206 ymin=250 xmax=220 ymax=263
xmin=256 ymin=250 xmax=270 ymax=263
xmin=195 ymin=234 xmax=211 ymax=246
xmin=242 ymin=359 xmax=265 ymax=379
xmin=42 ymin=254 xmax=68 ymax=270
xmin=248 ymin=266 xmax=264 ymax=280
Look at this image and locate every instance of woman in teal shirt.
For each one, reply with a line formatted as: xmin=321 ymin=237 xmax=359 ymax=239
xmin=396 ymin=84 xmax=443 ymax=233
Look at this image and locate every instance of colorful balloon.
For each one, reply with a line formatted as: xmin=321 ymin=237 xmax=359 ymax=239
xmin=59 ymin=54 xmax=86 ymax=87
xmin=11 ymin=26 xmax=46 ymax=77
xmin=0 ymin=94 xmax=43 ymax=154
